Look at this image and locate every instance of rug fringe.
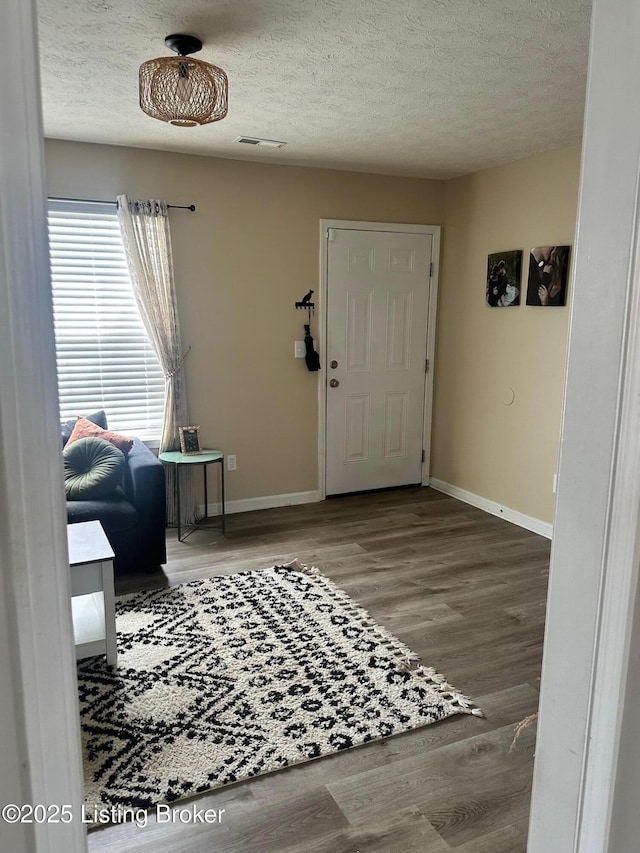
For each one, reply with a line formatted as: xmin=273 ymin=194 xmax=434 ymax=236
xmin=282 ymin=558 xmax=322 ymax=577
xmin=413 ymin=665 xmax=484 ymax=717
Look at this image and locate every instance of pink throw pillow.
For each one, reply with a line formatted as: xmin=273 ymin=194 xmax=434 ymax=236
xmin=66 ymin=417 xmax=134 ymax=455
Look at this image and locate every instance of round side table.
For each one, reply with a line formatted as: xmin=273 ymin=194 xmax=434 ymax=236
xmin=159 ymin=450 xmax=225 ymax=542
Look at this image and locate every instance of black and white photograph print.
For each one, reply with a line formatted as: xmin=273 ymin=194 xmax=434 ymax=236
xmin=486 ymin=250 xmax=522 ymax=307
xmin=526 ymin=246 xmax=571 ymax=306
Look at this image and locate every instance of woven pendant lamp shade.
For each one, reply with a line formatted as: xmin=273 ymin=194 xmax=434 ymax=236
xmin=139 ymin=54 xmax=228 ymax=127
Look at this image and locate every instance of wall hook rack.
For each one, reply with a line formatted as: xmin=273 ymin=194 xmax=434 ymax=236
xmin=295 ymin=289 xmax=315 ymax=311
xmin=295 ymin=289 xmax=315 ymax=323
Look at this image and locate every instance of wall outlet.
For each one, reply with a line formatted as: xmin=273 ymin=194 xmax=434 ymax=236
xmin=227 ymin=454 xmax=237 ymax=471
xmin=294 ymin=340 xmax=306 ymax=358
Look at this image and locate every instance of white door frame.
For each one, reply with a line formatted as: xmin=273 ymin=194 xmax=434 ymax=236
xmin=7 ymin=0 xmax=640 ymax=848
xmin=318 ymin=219 xmax=441 ymax=499
xmin=0 ymin=2 xmax=86 ymax=852
xmin=528 ymin=0 xmax=640 ymax=850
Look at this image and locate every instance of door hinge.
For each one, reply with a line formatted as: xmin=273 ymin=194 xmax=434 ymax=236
xmin=421 ymin=449 xmax=425 ymax=463
xmin=425 ymin=358 xmax=429 ymax=373
xmin=327 ymin=228 xmax=335 ymax=241
xmin=429 ymin=262 xmax=433 ymax=277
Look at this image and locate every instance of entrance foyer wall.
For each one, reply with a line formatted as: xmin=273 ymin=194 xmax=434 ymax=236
xmin=433 ymin=146 xmax=581 ymax=524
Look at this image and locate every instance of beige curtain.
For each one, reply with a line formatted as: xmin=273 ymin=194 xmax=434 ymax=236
xmin=116 ymin=195 xmax=195 ymax=525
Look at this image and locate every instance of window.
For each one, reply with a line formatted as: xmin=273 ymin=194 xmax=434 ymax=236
xmin=48 ymin=200 xmax=165 ymax=442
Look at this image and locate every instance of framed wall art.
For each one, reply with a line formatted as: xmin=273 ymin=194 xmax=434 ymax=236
xmin=526 ymin=246 xmax=571 ymax=306
xmin=486 ymin=250 xmax=522 ymax=307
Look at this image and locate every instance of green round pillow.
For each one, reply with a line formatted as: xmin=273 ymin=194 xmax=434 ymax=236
xmin=64 ymin=436 xmax=125 ymax=500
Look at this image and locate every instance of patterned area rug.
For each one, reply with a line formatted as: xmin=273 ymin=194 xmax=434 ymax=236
xmin=78 ymin=561 xmax=481 ymax=812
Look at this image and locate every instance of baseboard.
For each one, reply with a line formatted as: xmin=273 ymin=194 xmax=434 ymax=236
xmin=200 ymin=490 xmax=321 ymax=517
xmin=199 ymin=480 xmax=553 ymax=538
xmin=428 ymin=477 xmax=553 ymax=539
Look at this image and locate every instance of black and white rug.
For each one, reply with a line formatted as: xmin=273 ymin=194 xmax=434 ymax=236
xmin=78 ymin=560 xmax=481 ymax=812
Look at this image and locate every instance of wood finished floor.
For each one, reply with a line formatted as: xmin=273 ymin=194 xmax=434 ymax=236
xmin=91 ymin=487 xmax=550 ymax=853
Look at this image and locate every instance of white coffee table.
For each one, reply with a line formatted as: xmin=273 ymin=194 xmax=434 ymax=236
xmin=67 ymin=520 xmax=117 ymax=666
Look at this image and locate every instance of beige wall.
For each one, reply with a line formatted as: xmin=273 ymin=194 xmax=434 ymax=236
xmin=45 ymin=140 xmax=443 ymax=502
xmin=45 ymin=140 xmax=579 ymax=520
xmin=433 ymin=147 xmax=581 ymax=523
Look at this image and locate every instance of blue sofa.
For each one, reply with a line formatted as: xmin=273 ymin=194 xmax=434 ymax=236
xmin=64 ymin=415 xmax=166 ymax=576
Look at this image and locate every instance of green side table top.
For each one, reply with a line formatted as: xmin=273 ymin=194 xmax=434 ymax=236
xmin=159 ymin=450 xmax=224 ymax=464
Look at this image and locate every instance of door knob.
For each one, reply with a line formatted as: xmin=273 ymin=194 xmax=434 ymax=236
xmin=330 ymin=360 xmax=338 ymax=369
xmin=329 ymin=378 xmax=340 ymax=388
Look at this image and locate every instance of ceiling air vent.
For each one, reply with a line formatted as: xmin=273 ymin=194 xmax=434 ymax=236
xmin=235 ymin=136 xmax=287 ymax=149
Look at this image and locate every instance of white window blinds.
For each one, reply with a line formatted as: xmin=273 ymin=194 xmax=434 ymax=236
xmin=48 ymin=201 xmax=165 ymax=441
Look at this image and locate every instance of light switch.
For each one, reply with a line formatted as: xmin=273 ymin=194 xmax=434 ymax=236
xmin=294 ymin=341 xmax=306 ymax=358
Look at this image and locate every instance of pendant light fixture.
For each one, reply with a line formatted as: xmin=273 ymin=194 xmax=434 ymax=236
xmin=139 ymin=34 xmax=228 ymax=127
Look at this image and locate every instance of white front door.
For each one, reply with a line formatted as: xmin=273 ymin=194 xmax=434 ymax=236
xmin=325 ymin=228 xmax=432 ymax=495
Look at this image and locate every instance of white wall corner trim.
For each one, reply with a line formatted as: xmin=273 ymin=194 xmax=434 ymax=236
xmin=202 ymin=490 xmax=321 ymax=517
xmin=428 ymin=478 xmax=553 ymax=539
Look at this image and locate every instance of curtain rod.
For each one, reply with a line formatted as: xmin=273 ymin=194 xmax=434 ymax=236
xmin=48 ymin=196 xmax=196 ymax=212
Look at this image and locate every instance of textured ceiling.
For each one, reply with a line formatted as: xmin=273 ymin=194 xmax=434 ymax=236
xmin=37 ymin=0 xmax=591 ymax=179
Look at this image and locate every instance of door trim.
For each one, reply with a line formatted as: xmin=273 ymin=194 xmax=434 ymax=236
xmin=318 ymin=219 xmax=441 ymax=500
xmin=0 ymin=1 xmax=86 ymax=851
